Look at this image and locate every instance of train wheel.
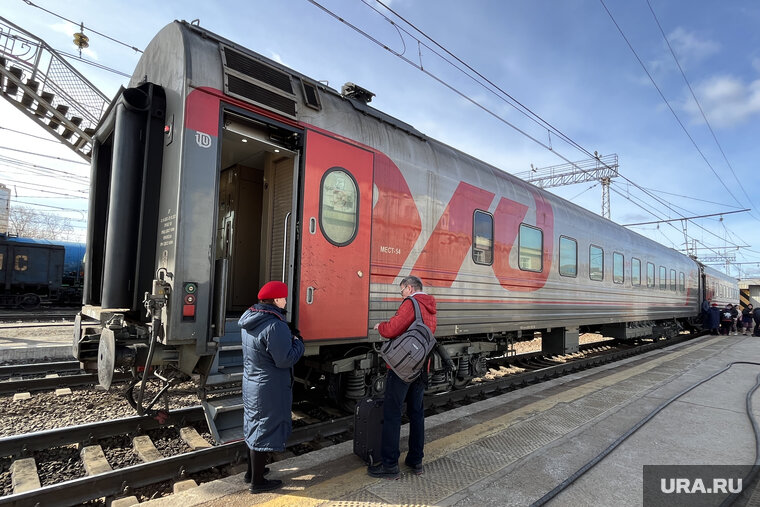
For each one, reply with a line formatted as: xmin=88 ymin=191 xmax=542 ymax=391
xmin=19 ymin=293 xmax=40 ymax=310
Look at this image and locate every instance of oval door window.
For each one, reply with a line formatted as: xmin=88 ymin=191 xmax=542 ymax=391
xmin=319 ymin=168 xmax=359 ymax=246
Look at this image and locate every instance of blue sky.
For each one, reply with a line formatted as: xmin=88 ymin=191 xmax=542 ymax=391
xmin=0 ymin=0 xmax=758 ymax=277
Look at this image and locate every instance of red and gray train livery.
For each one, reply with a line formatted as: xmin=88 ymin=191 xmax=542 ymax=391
xmin=72 ymin=21 xmax=738 ymax=423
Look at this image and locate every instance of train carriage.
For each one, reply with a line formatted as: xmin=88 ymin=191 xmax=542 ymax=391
xmin=0 ymin=236 xmax=64 ymax=308
xmin=74 ymin=20 xmax=736 ymax=427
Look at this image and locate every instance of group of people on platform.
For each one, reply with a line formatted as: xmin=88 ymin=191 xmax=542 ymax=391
xmin=237 ymin=276 xmax=436 ymax=492
xmin=237 ymin=280 xmax=760 ymax=493
xmin=701 ymin=299 xmax=760 ymax=336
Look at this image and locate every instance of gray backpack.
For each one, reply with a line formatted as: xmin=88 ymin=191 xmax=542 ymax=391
xmin=379 ymin=296 xmax=436 ymax=383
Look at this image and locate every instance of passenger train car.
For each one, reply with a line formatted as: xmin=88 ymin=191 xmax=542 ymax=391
xmin=73 ymin=21 xmax=737 ymax=417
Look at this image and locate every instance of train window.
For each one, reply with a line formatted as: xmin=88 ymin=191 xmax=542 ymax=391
xmin=647 ymin=262 xmax=655 ymax=288
xmin=472 ymin=210 xmax=493 ymax=265
xmin=679 ymin=272 xmax=685 ymax=292
xmin=319 ymin=168 xmax=359 ymax=246
xmin=670 ymin=269 xmax=677 ymax=291
xmin=559 ymin=236 xmax=577 ymax=277
xmin=613 ymin=252 xmax=624 ymax=284
xmin=659 ymin=266 xmax=666 ymax=290
xmin=589 ymin=245 xmax=603 ymax=281
xmin=518 ymin=224 xmax=543 ymax=272
xmin=632 ymin=258 xmax=641 ymax=286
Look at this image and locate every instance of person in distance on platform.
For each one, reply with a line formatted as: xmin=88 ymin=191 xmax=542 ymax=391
xmin=239 ymin=281 xmax=305 ymax=493
xmin=720 ymin=304 xmax=734 ymax=336
xmin=741 ymin=304 xmax=754 ymax=336
xmin=753 ymin=305 xmax=760 ymax=337
xmin=700 ymin=298 xmax=711 ymax=324
xmin=730 ymin=303 xmax=739 ymax=335
xmin=707 ymin=303 xmax=720 ymax=335
xmin=369 ymin=275 xmax=437 ymax=480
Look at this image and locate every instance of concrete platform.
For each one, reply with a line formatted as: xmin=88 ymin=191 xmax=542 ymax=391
xmin=0 ymin=323 xmax=74 ymax=362
xmin=141 ymin=334 xmax=760 ymax=506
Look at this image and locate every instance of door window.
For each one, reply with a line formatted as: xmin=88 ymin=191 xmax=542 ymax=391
xmin=320 ymin=168 xmax=358 ymax=246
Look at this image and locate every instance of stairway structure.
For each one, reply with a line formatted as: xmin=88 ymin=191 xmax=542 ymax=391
xmin=0 ymin=17 xmax=110 ymax=162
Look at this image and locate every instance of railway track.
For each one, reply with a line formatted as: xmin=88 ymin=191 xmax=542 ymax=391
xmin=0 ymin=361 xmax=133 ymax=395
xmin=0 ymin=310 xmax=79 ymax=323
xmin=0 ymin=331 xmax=699 ymax=506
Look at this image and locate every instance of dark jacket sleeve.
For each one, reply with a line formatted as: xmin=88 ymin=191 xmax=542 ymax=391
xmin=267 ymin=321 xmax=305 ymax=368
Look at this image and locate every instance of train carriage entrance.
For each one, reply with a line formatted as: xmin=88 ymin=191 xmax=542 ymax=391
xmin=216 ymin=114 xmax=299 ymax=315
xmin=298 ymin=130 xmax=373 ymax=340
xmin=205 ymin=113 xmax=300 ymax=390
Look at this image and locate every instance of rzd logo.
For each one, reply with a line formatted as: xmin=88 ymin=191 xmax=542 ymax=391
xmin=195 ymin=132 xmax=212 ymax=148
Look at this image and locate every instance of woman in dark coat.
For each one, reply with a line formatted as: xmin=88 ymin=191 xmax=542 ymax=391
xmin=707 ymin=303 xmax=721 ymax=335
xmin=239 ymin=281 xmax=304 ymax=493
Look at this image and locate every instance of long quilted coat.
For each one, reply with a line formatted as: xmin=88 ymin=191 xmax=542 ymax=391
xmin=239 ymin=304 xmax=305 ymax=451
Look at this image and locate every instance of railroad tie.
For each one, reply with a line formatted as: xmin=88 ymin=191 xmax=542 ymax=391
xmin=179 ymin=427 xmax=212 ymax=450
xmin=291 ymin=410 xmax=320 ymax=424
xmin=173 ymin=479 xmax=198 ymax=494
xmin=80 ymin=445 xmax=112 ymax=475
xmin=110 ymin=496 xmax=139 ymax=507
xmin=10 ymin=457 xmax=41 ymax=494
xmin=132 ymin=435 xmax=163 ymax=462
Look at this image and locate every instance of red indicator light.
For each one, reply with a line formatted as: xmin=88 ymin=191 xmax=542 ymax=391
xmin=183 ymin=305 xmax=196 ymax=317
xmin=164 ymin=125 xmax=171 ymax=133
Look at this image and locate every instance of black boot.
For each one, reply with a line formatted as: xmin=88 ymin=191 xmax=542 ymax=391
xmin=250 ymin=449 xmax=281 ymax=493
xmin=244 ymin=448 xmax=252 ymax=483
xmin=244 ymin=448 xmax=269 ymax=483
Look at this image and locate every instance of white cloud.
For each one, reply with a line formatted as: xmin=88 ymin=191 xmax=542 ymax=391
xmin=684 ymin=74 xmax=760 ymax=128
xmin=667 ymin=27 xmax=720 ymax=66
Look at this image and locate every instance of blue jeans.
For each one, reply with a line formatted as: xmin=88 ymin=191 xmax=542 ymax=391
xmin=381 ymin=369 xmax=425 ymax=468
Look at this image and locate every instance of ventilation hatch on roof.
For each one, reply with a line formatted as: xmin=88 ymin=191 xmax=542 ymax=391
xmin=221 ymin=45 xmax=297 ymax=119
xmin=300 ymin=78 xmax=321 ymax=111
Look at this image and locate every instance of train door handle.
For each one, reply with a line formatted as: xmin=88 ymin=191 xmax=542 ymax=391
xmin=309 ymin=217 xmax=316 ymax=234
xmin=306 ymin=286 xmax=314 ymax=304
xmin=282 ymin=212 xmax=291 ymax=282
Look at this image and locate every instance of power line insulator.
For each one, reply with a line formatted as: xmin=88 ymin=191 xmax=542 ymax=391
xmin=73 ymin=23 xmax=89 ymax=56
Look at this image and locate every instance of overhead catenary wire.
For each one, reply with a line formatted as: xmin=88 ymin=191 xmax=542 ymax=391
xmin=308 ymin=0 xmax=752 ymax=274
xmin=20 ymin=0 xmax=143 ymax=54
xmin=598 ymin=0 xmax=743 ymax=210
xmin=0 ymin=145 xmax=88 ymax=165
xmin=645 ymin=0 xmax=760 ymax=226
xmin=0 ymin=126 xmax=62 ymax=144
xmin=390 ymin=0 xmax=757 ymax=270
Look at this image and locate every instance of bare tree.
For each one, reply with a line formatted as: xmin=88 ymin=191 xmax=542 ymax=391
xmin=8 ymin=206 xmax=75 ymax=241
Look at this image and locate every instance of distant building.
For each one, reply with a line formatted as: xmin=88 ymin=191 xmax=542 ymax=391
xmin=0 ymin=184 xmax=9 ymax=235
xmin=739 ymin=279 xmax=760 ymax=310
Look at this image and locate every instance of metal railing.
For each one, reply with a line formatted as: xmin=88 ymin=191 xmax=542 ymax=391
xmin=0 ymin=16 xmax=110 ymax=161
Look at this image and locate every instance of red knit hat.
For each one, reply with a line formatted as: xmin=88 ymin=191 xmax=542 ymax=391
xmin=258 ymin=281 xmax=288 ymax=300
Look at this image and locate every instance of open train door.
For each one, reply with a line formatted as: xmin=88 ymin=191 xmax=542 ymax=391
xmin=298 ymin=130 xmax=373 ymax=340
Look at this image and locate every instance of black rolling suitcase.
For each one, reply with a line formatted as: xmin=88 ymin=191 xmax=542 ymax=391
xmin=353 ymin=396 xmax=383 ymax=465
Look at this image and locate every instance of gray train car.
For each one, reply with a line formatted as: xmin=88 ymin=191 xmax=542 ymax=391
xmin=74 ymin=20 xmax=735 ymax=415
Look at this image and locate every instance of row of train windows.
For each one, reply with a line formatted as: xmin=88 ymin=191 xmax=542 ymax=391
xmin=317 ymin=181 xmax=687 ymax=293
xmin=473 ymin=210 xmax=687 ymax=291
xmin=710 ymin=283 xmax=739 ymax=300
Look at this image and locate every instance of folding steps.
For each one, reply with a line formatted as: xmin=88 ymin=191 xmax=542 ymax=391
xmin=0 ymin=16 xmax=110 ymax=162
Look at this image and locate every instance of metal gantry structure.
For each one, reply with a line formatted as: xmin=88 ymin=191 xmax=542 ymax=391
xmin=0 ymin=16 xmax=109 ymax=162
xmin=515 ymin=154 xmax=619 ymax=219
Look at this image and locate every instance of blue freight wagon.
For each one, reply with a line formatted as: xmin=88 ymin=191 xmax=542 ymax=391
xmin=0 ymin=236 xmax=85 ymax=308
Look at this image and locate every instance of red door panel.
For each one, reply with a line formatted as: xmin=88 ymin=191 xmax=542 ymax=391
xmin=299 ymin=131 xmax=373 ymax=340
